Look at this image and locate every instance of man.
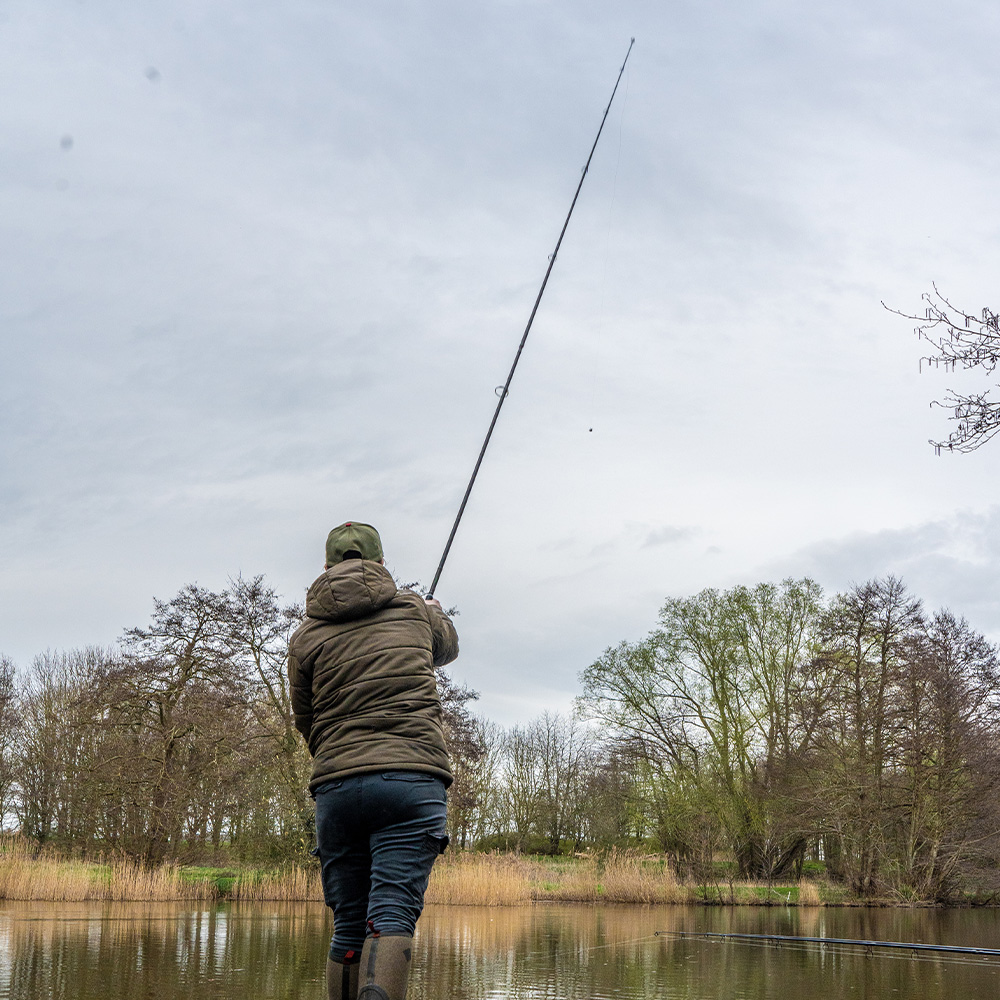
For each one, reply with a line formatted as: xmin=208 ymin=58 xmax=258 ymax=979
xmin=288 ymin=521 xmax=458 ymax=1000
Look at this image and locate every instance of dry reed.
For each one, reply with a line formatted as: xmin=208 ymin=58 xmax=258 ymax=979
xmin=106 ymin=858 xmax=215 ymax=901
xmin=0 ymin=836 xmax=835 ymax=906
xmin=426 ymin=850 xmax=687 ymax=905
xmin=541 ymin=851 xmax=685 ymax=903
xmin=426 ymin=852 xmax=533 ymax=905
xmin=797 ymin=880 xmax=822 ymax=906
xmin=0 ymin=839 xmax=213 ymax=902
xmin=593 ymin=851 xmax=685 ymax=903
xmin=228 ymin=865 xmax=322 ymax=902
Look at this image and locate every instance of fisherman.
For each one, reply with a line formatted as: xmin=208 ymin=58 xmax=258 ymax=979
xmin=287 ymin=521 xmax=458 ymax=1000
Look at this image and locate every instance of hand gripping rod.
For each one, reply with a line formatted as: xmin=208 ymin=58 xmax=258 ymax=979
xmin=427 ymin=38 xmax=635 ymax=599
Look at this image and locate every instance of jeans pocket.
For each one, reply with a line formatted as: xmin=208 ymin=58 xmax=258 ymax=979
xmin=381 ymin=771 xmax=434 ymax=782
xmin=315 ymin=778 xmax=345 ymax=796
xmin=424 ymin=832 xmax=450 ymax=855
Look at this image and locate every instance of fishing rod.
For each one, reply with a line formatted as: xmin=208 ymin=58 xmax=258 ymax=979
xmin=426 ymin=37 xmax=635 ymax=599
xmin=661 ymin=930 xmax=1000 ymax=958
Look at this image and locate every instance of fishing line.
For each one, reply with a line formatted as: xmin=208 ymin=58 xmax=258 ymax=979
xmin=427 ymin=38 xmax=636 ymax=599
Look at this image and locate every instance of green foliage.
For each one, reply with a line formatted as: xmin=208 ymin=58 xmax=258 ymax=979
xmin=577 ymin=576 xmax=1000 ymax=899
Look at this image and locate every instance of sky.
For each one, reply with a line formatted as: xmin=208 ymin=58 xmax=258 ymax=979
xmin=3 ymin=0 xmax=1000 ymax=724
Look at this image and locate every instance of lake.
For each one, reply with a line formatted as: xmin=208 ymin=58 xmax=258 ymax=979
xmin=2 ymin=900 xmax=999 ymax=998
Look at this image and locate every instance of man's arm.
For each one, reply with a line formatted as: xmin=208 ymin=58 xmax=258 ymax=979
xmin=424 ymin=597 xmax=459 ymax=667
xmin=287 ymin=645 xmax=314 ymax=743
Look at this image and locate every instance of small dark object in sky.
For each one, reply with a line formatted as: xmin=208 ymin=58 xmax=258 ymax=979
xmin=59 ymin=135 xmax=73 ymax=151
xmin=145 ymin=66 xmax=161 ymax=82
xmin=589 ymin=428 xmax=593 ymax=432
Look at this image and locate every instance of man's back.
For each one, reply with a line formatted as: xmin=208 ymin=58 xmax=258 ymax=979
xmin=288 ymin=558 xmax=458 ymax=792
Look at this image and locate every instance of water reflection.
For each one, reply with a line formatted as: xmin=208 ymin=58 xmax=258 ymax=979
xmin=1 ymin=900 xmax=999 ymax=999
xmin=416 ymin=904 xmax=1000 ymax=999
xmin=0 ymin=902 xmax=328 ymax=1000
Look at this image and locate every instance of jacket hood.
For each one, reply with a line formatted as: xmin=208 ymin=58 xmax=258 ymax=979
xmin=305 ymin=560 xmax=398 ymax=624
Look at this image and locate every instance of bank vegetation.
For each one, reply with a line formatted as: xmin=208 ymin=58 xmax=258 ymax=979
xmin=0 ymin=837 xmax=837 ymax=906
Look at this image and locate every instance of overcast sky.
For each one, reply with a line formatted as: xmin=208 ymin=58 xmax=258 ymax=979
xmin=3 ymin=1 xmax=1000 ymax=723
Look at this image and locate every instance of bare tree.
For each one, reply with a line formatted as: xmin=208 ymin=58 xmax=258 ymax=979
xmin=219 ymin=576 xmax=313 ymax=849
xmin=433 ymin=669 xmax=484 ymax=848
xmin=896 ymin=611 xmax=1000 ymax=898
xmin=890 ymin=285 xmax=1000 ymax=452
xmin=0 ymin=655 xmax=15 ymax=830
xmin=110 ymin=584 xmax=248 ymax=862
xmin=460 ymin=717 xmax=506 ymax=848
xmin=499 ymin=725 xmax=544 ymax=851
xmin=812 ymin=577 xmax=924 ymax=895
xmin=530 ymin=713 xmax=593 ymax=853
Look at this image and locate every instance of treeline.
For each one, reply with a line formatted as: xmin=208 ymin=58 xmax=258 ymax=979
xmin=0 ymin=575 xmax=479 ymax=865
xmin=445 ymin=578 xmax=1000 ymax=899
xmin=1 ymin=579 xmax=312 ymax=863
xmin=3 ymin=575 xmax=1000 ymax=900
xmin=571 ymin=578 xmax=1000 ymax=899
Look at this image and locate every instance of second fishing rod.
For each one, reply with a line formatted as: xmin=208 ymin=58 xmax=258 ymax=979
xmin=427 ymin=38 xmax=635 ymax=599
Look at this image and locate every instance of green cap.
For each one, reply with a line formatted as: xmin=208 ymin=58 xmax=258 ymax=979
xmin=325 ymin=521 xmax=383 ymax=565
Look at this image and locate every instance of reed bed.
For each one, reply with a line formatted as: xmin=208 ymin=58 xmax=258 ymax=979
xmin=227 ymin=864 xmax=322 ymax=902
xmin=428 ymin=851 xmax=688 ymax=905
xmin=106 ymin=858 xmax=215 ymax=902
xmin=426 ymin=851 xmax=534 ymax=905
xmin=532 ymin=851 xmax=685 ymax=903
xmin=585 ymin=852 xmax=685 ymax=904
xmin=0 ymin=837 xmax=829 ymax=905
xmin=0 ymin=840 xmax=212 ymax=901
xmin=797 ymin=880 xmax=822 ymax=906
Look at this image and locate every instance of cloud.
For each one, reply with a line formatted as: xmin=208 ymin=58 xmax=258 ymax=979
xmin=762 ymin=506 xmax=1000 ymax=639
xmin=642 ymin=525 xmax=697 ymax=548
xmin=4 ymin=1 xmax=1000 ymax=724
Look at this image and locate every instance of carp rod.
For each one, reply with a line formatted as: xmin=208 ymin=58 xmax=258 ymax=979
xmin=661 ymin=930 xmax=1000 ymax=959
xmin=426 ymin=37 xmax=635 ymax=600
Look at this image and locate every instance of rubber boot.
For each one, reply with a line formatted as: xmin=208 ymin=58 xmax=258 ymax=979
xmin=327 ymin=953 xmax=360 ymax=1000
xmin=357 ymin=934 xmax=413 ymax=1000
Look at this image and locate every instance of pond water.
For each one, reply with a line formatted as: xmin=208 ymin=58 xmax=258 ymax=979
xmin=2 ymin=900 xmax=999 ymax=999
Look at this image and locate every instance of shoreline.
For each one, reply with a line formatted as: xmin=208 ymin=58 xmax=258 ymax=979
xmin=0 ymin=845 xmax=994 ymax=908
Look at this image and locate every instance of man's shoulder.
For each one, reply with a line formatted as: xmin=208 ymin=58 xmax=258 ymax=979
xmin=293 ymin=587 xmax=428 ymax=638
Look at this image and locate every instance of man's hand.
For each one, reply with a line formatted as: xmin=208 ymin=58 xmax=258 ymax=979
xmin=424 ymin=597 xmax=442 ymax=609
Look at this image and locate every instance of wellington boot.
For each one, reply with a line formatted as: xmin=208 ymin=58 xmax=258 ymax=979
xmin=357 ymin=934 xmax=413 ymax=1000
xmin=327 ymin=956 xmax=360 ymax=1000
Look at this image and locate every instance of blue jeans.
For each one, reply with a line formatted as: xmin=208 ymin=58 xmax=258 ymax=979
xmin=315 ymin=771 xmax=448 ymax=961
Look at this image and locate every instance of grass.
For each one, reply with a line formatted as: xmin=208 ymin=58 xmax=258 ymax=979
xmin=0 ymin=838 xmax=892 ymax=907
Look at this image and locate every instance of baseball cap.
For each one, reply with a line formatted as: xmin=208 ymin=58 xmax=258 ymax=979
xmin=325 ymin=521 xmax=383 ymax=564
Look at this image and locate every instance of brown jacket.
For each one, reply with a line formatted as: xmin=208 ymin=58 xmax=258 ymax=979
xmin=287 ymin=559 xmax=458 ymax=792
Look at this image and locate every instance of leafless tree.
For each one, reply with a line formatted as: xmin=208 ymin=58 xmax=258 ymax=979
xmin=219 ymin=576 xmax=312 ymax=849
xmin=896 ymin=611 xmax=1000 ymax=898
xmin=889 ymin=285 xmax=1000 ymax=452
xmin=811 ymin=577 xmax=924 ymax=895
xmin=0 ymin=655 xmax=16 ymax=829
xmin=529 ymin=712 xmax=594 ymax=853
xmin=434 ymin=667 xmax=484 ymax=847
xmin=458 ymin=717 xmax=506 ymax=847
